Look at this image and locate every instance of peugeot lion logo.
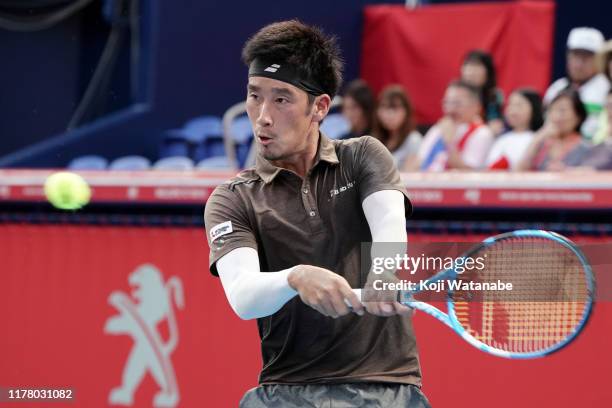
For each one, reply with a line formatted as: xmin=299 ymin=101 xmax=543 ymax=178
xmin=104 ymin=264 xmax=185 ymax=407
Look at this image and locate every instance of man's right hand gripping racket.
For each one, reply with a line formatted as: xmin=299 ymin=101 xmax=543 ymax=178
xmin=352 ymin=230 xmax=595 ymax=359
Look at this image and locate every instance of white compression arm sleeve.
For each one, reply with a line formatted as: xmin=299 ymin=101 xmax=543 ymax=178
xmin=216 ymin=247 xmax=298 ymax=320
xmin=362 ymin=189 xmax=408 ymax=247
xmin=216 ymin=190 xmax=407 ymax=320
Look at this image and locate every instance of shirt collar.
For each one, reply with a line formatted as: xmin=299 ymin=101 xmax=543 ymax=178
xmin=255 ymin=132 xmax=339 ymax=184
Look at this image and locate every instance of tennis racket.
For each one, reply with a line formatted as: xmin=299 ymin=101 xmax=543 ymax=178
xmin=352 ymin=230 xmax=595 ymax=359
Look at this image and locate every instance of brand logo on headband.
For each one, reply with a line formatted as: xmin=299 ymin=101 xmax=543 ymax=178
xmin=264 ymin=64 xmax=281 ymax=73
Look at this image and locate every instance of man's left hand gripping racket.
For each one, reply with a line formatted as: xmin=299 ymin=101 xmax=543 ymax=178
xmin=352 ymin=230 xmax=595 ymax=359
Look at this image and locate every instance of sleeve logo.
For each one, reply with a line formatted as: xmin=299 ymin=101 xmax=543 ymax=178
xmin=210 ymin=221 xmax=233 ymax=242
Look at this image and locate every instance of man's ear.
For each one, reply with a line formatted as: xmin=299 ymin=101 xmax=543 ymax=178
xmin=312 ymin=94 xmax=332 ymax=123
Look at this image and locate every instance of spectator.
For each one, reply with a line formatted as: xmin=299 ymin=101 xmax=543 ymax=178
xmin=486 ymin=88 xmax=544 ymax=170
xmin=461 ymin=50 xmax=505 ymax=135
xmin=593 ymin=40 xmax=612 ymax=144
xmin=543 ymin=27 xmax=610 ymax=140
xmin=339 ymin=79 xmax=375 ymax=139
xmin=579 ymin=90 xmax=612 ymax=170
xmin=518 ymin=89 xmax=591 ymax=171
xmin=413 ymin=80 xmax=494 ymax=171
xmin=372 ymin=85 xmax=422 ymax=169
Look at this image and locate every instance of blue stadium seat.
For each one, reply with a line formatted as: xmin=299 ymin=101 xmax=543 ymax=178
xmin=196 ymin=156 xmax=233 ymax=170
xmin=109 ymin=155 xmax=151 ymax=170
xmin=182 ymin=116 xmax=223 ymax=144
xmin=161 ymin=116 xmax=224 ymax=160
xmin=153 ymin=156 xmax=194 ymax=171
xmin=193 ymin=138 xmax=225 ymax=162
xmin=160 ymin=131 xmax=190 ymax=158
xmin=320 ymin=113 xmax=350 ymax=139
xmin=67 ymin=155 xmax=108 ymax=170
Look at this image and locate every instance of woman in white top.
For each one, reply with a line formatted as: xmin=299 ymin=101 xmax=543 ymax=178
xmin=372 ymin=85 xmax=422 ymax=169
xmin=486 ymin=88 xmax=544 ymax=170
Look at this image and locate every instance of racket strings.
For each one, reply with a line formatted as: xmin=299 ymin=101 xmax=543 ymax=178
xmin=452 ymin=237 xmax=589 ymax=353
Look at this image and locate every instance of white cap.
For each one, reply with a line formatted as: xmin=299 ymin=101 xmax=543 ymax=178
xmin=567 ymin=27 xmax=605 ymax=53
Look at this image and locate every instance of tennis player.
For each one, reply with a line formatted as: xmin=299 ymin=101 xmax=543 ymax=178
xmin=204 ymin=20 xmax=430 ymax=407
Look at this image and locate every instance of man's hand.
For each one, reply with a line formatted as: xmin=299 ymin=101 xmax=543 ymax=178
xmin=288 ymin=265 xmax=364 ymax=318
xmin=362 ymin=273 xmax=414 ymax=317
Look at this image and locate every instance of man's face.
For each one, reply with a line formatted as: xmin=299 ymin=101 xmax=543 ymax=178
xmin=246 ymin=76 xmax=317 ymax=162
xmin=442 ymin=86 xmax=480 ymax=123
xmin=567 ymin=49 xmax=598 ymax=84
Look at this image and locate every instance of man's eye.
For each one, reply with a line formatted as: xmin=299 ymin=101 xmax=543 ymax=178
xmin=249 ymin=93 xmax=259 ymax=100
xmin=276 ymin=98 xmax=288 ymax=104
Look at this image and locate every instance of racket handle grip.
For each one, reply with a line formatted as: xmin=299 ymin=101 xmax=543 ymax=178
xmin=344 ymin=288 xmax=406 ymax=306
xmin=344 ymin=289 xmax=362 ymax=308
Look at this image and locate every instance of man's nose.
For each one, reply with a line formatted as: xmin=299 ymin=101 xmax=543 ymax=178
xmin=256 ymin=102 xmax=273 ymax=127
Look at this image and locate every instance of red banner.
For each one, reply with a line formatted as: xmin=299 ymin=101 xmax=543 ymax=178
xmin=1 ymin=224 xmax=611 ymax=407
xmin=361 ymin=1 xmax=555 ymax=123
xmin=3 ymin=169 xmax=612 ymax=210
xmin=0 ymin=224 xmax=260 ymax=407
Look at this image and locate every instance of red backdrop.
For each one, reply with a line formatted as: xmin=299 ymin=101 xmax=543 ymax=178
xmin=0 ymin=225 xmax=260 ymax=408
xmin=1 ymin=224 xmax=611 ymax=407
xmin=361 ymin=1 xmax=556 ymax=123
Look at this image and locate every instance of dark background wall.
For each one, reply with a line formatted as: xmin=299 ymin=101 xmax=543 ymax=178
xmin=153 ymin=0 xmax=401 ymax=122
xmin=0 ymin=0 xmax=610 ymax=166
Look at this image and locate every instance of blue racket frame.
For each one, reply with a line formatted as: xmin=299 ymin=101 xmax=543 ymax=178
xmin=398 ymin=229 xmax=596 ymax=359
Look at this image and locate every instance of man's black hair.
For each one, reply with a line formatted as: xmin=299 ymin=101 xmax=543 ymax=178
xmin=242 ymin=20 xmax=343 ymax=99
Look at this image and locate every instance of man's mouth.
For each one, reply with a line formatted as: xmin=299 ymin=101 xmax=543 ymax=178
xmin=258 ymin=135 xmax=273 ymax=145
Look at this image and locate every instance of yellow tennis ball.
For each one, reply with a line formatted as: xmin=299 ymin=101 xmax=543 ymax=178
xmin=44 ymin=171 xmax=91 ymax=210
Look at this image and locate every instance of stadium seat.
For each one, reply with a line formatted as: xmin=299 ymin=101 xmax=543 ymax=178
xmin=320 ymin=113 xmax=350 ymax=139
xmin=191 ymin=116 xmax=226 ymax=160
xmin=67 ymin=155 xmax=108 ymax=170
xmin=193 ymin=137 xmax=226 ymax=162
xmin=108 ymin=155 xmax=151 ymax=170
xmin=161 ymin=116 xmax=224 ymax=160
xmin=160 ymin=132 xmax=190 ymax=158
xmin=196 ymin=156 xmax=233 ymax=170
xmin=183 ymin=116 xmax=223 ymax=143
xmin=153 ymin=156 xmax=194 ymax=171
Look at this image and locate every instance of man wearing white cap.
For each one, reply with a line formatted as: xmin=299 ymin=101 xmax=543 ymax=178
xmin=544 ymin=27 xmax=610 ymax=139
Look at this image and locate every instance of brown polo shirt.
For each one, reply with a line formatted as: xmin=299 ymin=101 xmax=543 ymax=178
xmin=204 ymin=134 xmax=422 ymax=386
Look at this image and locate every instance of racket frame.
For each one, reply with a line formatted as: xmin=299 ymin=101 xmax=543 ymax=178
xmin=397 ymin=229 xmax=596 ymax=359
